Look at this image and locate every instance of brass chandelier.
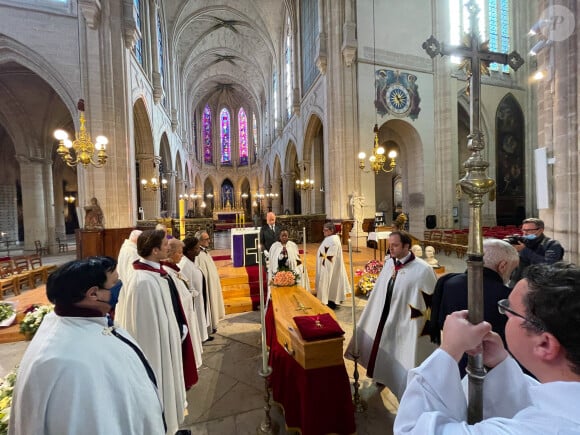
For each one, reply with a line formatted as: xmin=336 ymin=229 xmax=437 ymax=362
xmin=295 ymin=178 xmax=315 ymax=190
xmin=54 ymin=100 xmax=108 ymax=168
xmin=358 ymin=124 xmax=397 ymax=174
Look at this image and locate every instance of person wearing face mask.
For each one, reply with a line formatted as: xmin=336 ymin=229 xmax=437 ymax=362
xmin=509 ymin=218 xmax=564 ymax=287
xmin=9 ymin=256 xmax=166 ymax=435
xmin=430 ymin=238 xmax=519 ymax=377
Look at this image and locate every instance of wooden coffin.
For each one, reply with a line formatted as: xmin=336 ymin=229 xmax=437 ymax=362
xmin=271 ymin=285 xmax=345 ymax=370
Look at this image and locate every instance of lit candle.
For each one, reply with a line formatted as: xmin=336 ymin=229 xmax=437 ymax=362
xmin=349 ymin=239 xmax=358 ymax=355
xmin=179 ymin=199 xmax=186 ymax=240
xmin=258 ymin=242 xmax=268 ymax=372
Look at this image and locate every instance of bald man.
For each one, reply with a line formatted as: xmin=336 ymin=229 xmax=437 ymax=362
xmin=116 ymin=229 xmax=142 ymax=283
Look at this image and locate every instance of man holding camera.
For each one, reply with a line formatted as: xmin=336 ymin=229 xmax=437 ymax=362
xmin=509 ymin=218 xmax=564 ymax=286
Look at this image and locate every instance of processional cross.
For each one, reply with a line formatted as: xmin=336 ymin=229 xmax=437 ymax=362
xmin=422 ymin=0 xmax=523 ymax=424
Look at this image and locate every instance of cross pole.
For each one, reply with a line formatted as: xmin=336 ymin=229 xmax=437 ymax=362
xmin=422 ymin=0 xmax=523 ymax=423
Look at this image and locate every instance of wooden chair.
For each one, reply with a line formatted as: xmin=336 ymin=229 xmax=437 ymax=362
xmin=56 ymin=236 xmax=68 ymax=253
xmin=0 ymin=260 xmax=20 ymax=298
xmin=28 ymin=254 xmax=55 ymax=285
xmin=11 ymin=255 xmax=35 ymax=291
xmin=427 ymin=230 xmax=444 ymax=253
xmin=440 ymin=231 xmax=456 ymax=256
xmin=34 ymin=240 xmax=49 ymax=256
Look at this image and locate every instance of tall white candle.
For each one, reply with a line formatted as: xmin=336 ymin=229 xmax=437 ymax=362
xmin=257 ymin=242 xmax=268 ymax=372
xmin=349 ymin=239 xmax=358 ymax=355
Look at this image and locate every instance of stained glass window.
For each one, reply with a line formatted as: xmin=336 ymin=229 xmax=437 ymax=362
xmin=273 ymin=71 xmax=278 ymax=130
xmin=239 ymin=108 xmax=248 ymax=166
xmin=133 ymin=0 xmax=143 ymax=66
xmin=157 ymin=13 xmax=164 ymax=81
xmin=285 ymin=16 xmax=293 ymax=120
xmin=203 ymin=105 xmax=213 ymax=164
xmin=253 ymin=113 xmax=258 ymax=159
xmin=449 ymin=0 xmax=510 ymax=73
xmin=301 ymin=0 xmax=319 ymax=93
xmin=220 ymin=108 xmax=231 ymax=164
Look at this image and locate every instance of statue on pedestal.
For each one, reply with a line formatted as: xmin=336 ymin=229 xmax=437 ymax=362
xmin=349 ymin=192 xmax=366 ymax=233
xmin=84 ymin=197 xmax=104 ymax=229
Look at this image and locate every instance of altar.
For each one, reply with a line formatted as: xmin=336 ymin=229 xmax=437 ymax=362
xmin=230 ymin=228 xmax=260 ymax=267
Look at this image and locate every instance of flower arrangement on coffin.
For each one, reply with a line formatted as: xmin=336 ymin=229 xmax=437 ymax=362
xmin=0 ymin=303 xmax=16 ymax=328
xmin=271 ymin=269 xmax=300 ymax=287
xmin=357 ymin=260 xmax=384 ymax=297
xmin=19 ymin=304 xmax=54 ymax=339
xmin=0 ymin=366 xmax=17 ymax=435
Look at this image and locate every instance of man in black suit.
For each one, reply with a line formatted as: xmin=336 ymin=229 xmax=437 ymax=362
xmin=431 ymin=238 xmax=519 ymax=376
xmin=260 ymin=212 xmax=280 ymax=256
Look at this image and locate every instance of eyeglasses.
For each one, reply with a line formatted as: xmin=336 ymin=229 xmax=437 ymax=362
xmin=521 ymin=227 xmax=540 ymax=233
xmin=497 ymin=299 xmax=546 ymax=331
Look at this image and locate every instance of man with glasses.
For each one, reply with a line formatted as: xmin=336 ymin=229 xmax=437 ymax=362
xmin=395 ymin=262 xmax=580 ymax=434
xmin=509 ymin=218 xmax=564 ymax=286
xmin=9 ymin=257 xmax=166 ymax=435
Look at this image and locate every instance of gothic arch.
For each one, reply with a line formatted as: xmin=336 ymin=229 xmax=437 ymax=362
xmin=378 ymin=119 xmax=425 ymax=235
xmin=133 ymin=98 xmax=157 ymax=219
xmin=495 ymin=93 xmax=525 ymax=225
xmin=303 ymin=114 xmax=324 ymax=214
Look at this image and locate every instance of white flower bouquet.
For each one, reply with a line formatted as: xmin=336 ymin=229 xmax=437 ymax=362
xmin=19 ymin=304 xmax=53 ymax=339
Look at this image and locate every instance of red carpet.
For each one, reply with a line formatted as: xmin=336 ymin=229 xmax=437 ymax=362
xmin=245 ymin=265 xmax=268 ymax=310
xmin=212 ymin=254 xmax=230 ymax=261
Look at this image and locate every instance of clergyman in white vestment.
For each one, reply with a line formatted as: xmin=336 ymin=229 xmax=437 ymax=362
xmin=9 ymin=256 xmax=165 ymax=435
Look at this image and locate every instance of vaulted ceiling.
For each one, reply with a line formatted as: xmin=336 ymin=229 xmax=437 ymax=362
xmin=164 ymin=0 xmax=288 ymax=114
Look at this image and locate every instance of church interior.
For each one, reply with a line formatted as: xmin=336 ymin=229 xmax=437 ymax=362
xmin=0 ymin=0 xmax=579 ymax=433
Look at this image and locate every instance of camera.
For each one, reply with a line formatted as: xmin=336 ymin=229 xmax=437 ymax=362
xmin=503 ymin=234 xmax=526 ymax=245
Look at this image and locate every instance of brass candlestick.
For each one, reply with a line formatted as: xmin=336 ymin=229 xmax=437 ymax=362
xmin=257 ymin=366 xmax=277 ymax=434
xmin=351 ymin=352 xmax=367 ymax=413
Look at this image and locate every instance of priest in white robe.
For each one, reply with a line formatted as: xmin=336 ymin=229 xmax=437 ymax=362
xmin=163 ymin=238 xmax=203 ymax=368
xmin=194 ymin=230 xmax=225 ymax=333
xmin=180 ymin=236 xmax=210 ymax=342
xmin=116 ymin=229 xmax=196 ymax=435
xmin=9 ymin=256 xmax=165 ymax=435
xmin=315 ymin=222 xmax=350 ymax=308
xmin=116 ymin=229 xmax=142 ymax=283
xmin=346 ymin=230 xmax=437 ymax=400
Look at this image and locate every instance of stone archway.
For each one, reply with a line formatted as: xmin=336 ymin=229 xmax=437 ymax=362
xmin=134 ymin=99 xmax=156 ymax=220
xmin=303 ymin=115 xmax=325 ymax=214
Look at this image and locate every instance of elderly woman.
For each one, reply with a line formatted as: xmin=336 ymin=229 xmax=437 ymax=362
xmin=268 ymin=228 xmax=310 ymax=291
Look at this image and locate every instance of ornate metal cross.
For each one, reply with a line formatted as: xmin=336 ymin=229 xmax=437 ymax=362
xmin=293 ymin=295 xmax=311 ymax=313
xmin=422 ymin=0 xmax=523 ymax=424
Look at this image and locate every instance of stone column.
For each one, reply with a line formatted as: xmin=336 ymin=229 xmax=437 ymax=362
xmin=166 ymin=170 xmax=176 ymax=216
xmin=15 ymin=156 xmax=51 ymax=251
xmin=282 ymin=172 xmax=295 ymax=214
xmin=43 ymin=160 xmax=57 ymax=252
